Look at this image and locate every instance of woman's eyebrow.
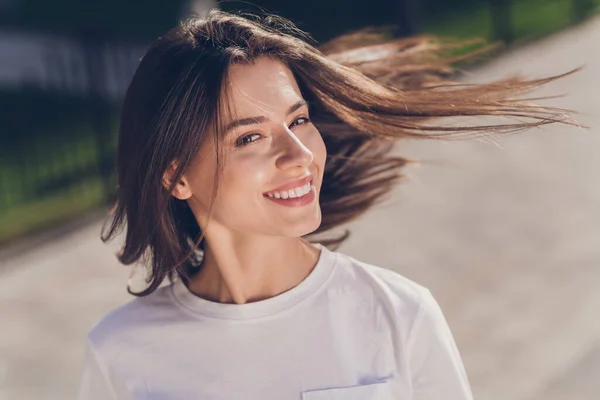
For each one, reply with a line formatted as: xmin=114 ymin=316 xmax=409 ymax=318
xmin=223 ymin=99 xmax=308 ymax=134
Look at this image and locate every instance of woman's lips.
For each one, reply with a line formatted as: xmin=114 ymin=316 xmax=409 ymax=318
xmin=264 ymin=184 xmax=316 ymax=207
xmin=263 ymin=174 xmax=312 ymax=195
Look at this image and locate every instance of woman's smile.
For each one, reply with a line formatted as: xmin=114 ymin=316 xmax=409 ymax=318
xmin=263 ymin=183 xmax=316 ymax=207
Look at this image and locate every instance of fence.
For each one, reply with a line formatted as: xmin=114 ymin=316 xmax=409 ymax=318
xmin=0 ymin=34 xmax=140 ymax=244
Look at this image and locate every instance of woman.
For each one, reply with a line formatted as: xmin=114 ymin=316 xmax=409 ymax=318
xmin=77 ymin=10 xmax=575 ymax=400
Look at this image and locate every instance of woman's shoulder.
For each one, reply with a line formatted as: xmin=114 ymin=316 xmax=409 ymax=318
xmin=85 ymin=283 xmax=176 ymax=350
xmin=329 ymin=249 xmax=434 ymax=317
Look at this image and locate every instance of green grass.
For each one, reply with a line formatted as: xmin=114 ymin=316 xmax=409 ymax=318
xmin=424 ymin=5 xmax=492 ymax=39
xmin=423 ymin=0 xmax=600 ymax=42
xmin=0 ymin=177 xmax=108 ymax=244
xmin=513 ymin=0 xmax=576 ymax=38
xmin=0 ymin=114 xmax=118 ymax=246
xmin=1 ymin=133 xmax=101 ymax=197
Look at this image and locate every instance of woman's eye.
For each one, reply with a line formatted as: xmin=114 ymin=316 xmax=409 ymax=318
xmin=236 ymin=133 xmax=261 ymax=147
xmin=235 ymin=118 xmax=310 ymax=148
xmin=290 ymin=117 xmax=310 ymax=127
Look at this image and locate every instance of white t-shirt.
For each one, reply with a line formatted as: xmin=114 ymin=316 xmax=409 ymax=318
xmin=77 ymin=243 xmax=473 ymax=400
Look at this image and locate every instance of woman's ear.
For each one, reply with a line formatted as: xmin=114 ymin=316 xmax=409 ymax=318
xmin=162 ymin=161 xmax=193 ymax=200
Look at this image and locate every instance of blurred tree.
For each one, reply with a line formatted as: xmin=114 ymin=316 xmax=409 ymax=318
xmin=491 ymin=0 xmax=513 ymax=43
xmin=219 ymin=0 xmax=417 ymax=42
xmin=394 ymin=0 xmax=421 ymax=36
xmin=0 ymin=0 xmax=190 ymax=202
xmin=572 ymin=0 xmax=597 ymax=21
xmin=1 ymin=0 xmax=187 ymax=40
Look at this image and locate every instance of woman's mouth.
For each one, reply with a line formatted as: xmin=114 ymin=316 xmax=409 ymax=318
xmin=263 ymin=181 xmax=316 ymax=207
xmin=264 ymin=181 xmax=312 ymax=199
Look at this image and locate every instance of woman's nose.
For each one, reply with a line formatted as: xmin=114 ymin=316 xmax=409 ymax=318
xmin=274 ymin=127 xmax=313 ymax=170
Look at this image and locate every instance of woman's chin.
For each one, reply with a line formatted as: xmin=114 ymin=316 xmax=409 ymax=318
xmin=282 ymin=210 xmax=322 ymax=238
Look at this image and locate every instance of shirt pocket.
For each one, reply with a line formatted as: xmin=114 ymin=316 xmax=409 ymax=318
xmin=301 ymin=381 xmax=394 ymax=400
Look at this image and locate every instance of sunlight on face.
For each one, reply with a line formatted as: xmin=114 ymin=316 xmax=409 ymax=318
xmin=185 ymin=56 xmax=327 ymax=239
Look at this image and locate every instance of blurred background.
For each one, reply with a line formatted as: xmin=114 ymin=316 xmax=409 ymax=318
xmin=0 ymin=0 xmax=599 ymax=399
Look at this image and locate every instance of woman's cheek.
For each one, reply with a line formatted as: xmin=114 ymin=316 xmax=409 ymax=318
xmin=222 ymin=154 xmax=270 ymax=196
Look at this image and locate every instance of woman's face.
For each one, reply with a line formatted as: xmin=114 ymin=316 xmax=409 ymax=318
xmin=179 ymin=56 xmax=327 ymax=239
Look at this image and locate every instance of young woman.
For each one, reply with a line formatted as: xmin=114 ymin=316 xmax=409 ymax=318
xmin=77 ymin=10 xmax=574 ymax=400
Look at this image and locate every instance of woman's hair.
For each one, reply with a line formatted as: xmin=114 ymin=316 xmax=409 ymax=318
xmin=101 ymin=9 xmax=577 ymax=296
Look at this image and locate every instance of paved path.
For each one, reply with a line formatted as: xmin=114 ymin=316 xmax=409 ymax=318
xmin=1 ymin=14 xmax=599 ymax=400
xmin=343 ymin=15 xmax=600 ymax=400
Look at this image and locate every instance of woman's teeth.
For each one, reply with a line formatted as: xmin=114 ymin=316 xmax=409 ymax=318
xmin=265 ymin=182 xmax=312 ymax=199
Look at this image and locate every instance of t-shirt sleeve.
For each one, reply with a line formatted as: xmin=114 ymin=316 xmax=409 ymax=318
xmin=76 ymin=340 xmax=128 ymax=400
xmin=406 ymin=289 xmax=473 ymax=400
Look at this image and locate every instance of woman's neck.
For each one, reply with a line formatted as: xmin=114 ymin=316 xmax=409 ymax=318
xmin=187 ymin=236 xmax=320 ymax=304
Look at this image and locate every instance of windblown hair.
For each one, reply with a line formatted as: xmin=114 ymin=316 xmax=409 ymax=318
xmin=101 ymin=9 xmax=576 ymax=296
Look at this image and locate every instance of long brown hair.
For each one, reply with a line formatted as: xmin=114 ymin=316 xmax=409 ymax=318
xmin=101 ymin=10 xmax=578 ymax=296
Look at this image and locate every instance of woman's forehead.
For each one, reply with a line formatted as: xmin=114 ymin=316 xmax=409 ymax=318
xmin=222 ymin=57 xmax=303 ymax=121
